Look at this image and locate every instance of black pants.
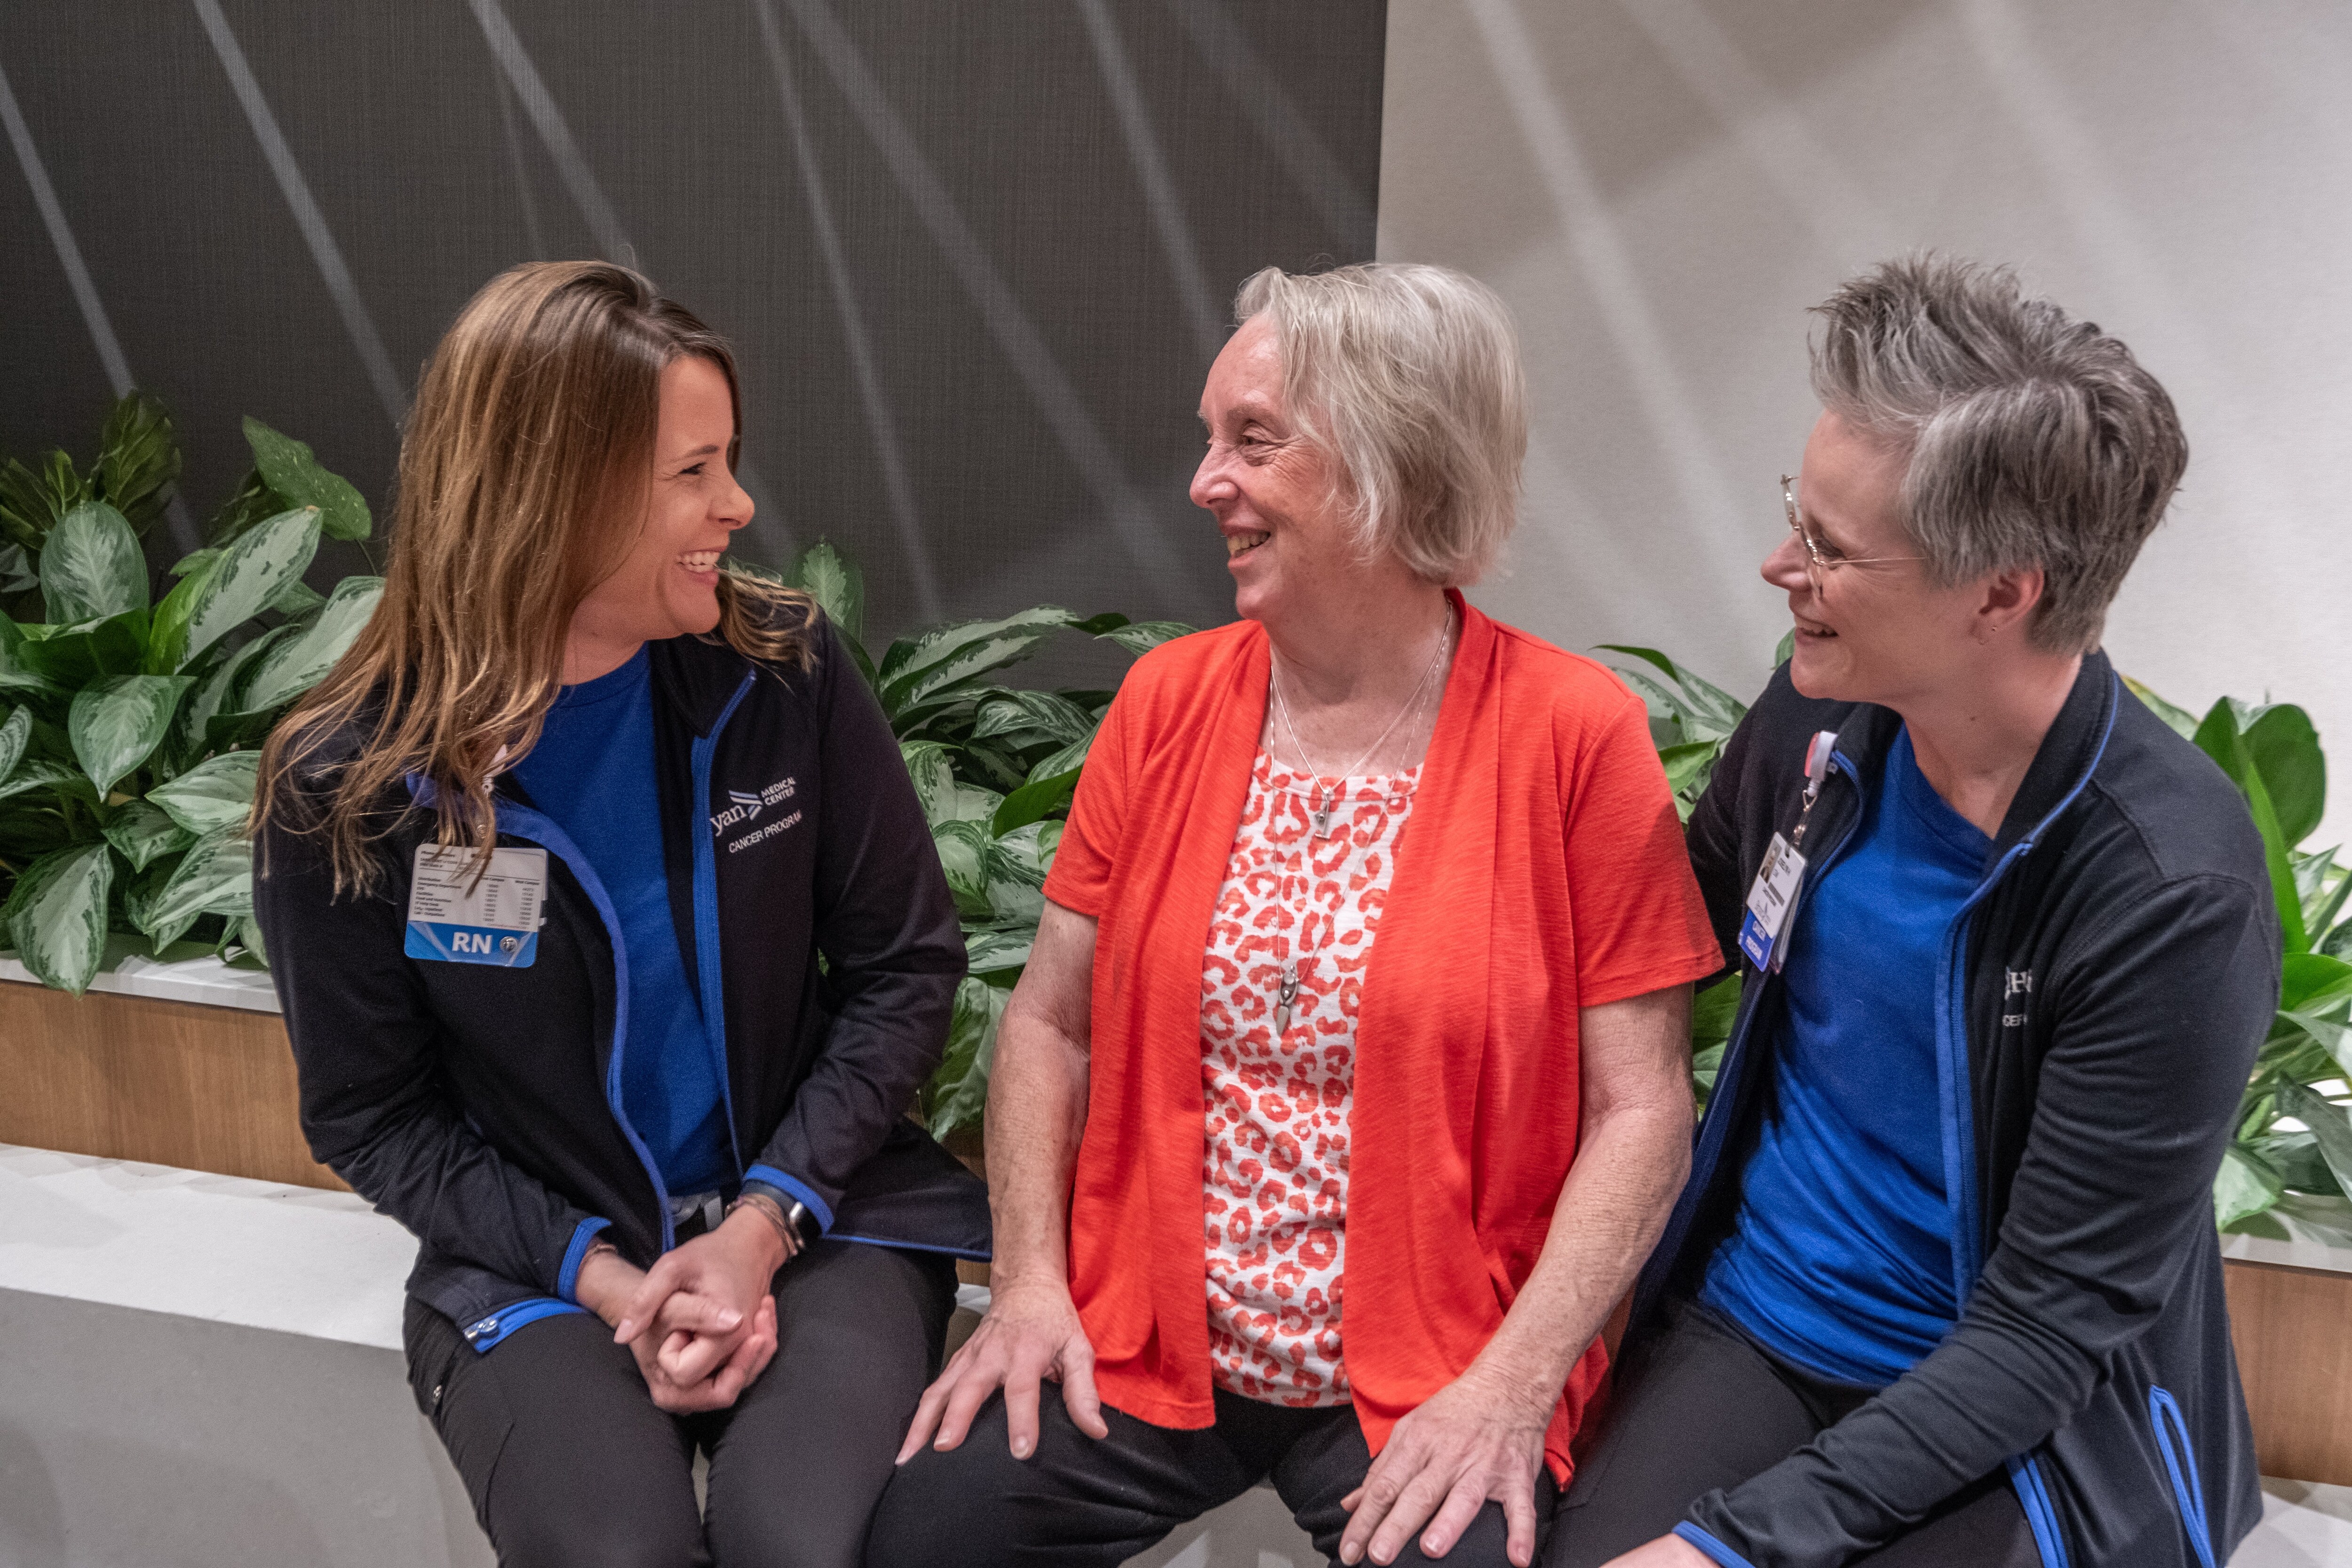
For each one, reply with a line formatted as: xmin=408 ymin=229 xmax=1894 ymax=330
xmin=1546 ymin=1304 xmax=2038 ymax=1567
xmin=865 ymin=1384 xmax=1557 ymax=1568
xmin=405 ymin=1240 xmax=957 ymax=1568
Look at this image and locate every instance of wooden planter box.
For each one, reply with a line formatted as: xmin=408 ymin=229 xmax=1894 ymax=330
xmin=0 ymin=948 xmax=338 ymax=1192
xmin=8 ymin=951 xmax=2348 ymax=1482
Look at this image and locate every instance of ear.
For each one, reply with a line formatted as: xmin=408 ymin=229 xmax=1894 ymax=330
xmin=1975 ymin=563 xmax=2046 ymax=640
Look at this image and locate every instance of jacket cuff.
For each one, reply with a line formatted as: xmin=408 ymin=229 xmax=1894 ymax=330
xmin=742 ymin=1165 xmax=834 ymax=1233
xmin=556 ymin=1216 xmax=612 ymax=1304
xmin=1672 ymin=1522 xmax=1757 ymax=1568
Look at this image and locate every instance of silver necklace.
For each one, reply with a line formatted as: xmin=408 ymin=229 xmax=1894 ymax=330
xmin=1269 ymin=610 xmax=1453 ymax=841
xmin=1264 ymin=611 xmax=1452 ymax=1035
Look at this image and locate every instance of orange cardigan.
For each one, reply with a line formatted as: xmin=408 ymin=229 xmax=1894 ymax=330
xmin=1041 ymin=596 xmax=1722 ymax=1480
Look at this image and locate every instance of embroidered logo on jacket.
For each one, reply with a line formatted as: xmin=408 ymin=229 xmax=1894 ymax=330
xmin=2002 ymin=967 xmax=2033 ymax=1027
xmin=710 ymin=775 xmax=796 ymax=835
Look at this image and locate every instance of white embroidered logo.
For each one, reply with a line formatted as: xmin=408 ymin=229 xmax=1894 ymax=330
xmin=2005 ymin=968 xmax=2034 ymax=999
xmin=710 ymin=775 xmax=796 ymax=835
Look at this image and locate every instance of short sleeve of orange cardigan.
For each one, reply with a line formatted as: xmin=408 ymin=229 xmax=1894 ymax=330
xmin=1564 ymin=693 xmax=1726 ymax=1005
xmin=1042 ymin=681 xmax=1131 ymax=917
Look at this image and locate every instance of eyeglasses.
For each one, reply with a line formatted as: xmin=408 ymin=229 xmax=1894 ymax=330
xmin=1782 ymin=475 xmax=1919 ymax=580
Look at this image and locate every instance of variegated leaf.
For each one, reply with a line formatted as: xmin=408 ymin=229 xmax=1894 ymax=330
xmin=163 ymin=506 xmax=322 ymax=672
xmin=236 ymin=575 xmax=382 ymax=713
xmin=6 ymin=841 xmax=114 ymax=995
xmin=147 ymin=749 xmax=262 ymax=837
xmin=875 ymin=607 xmax=1083 ymax=716
xmin=70 ymin=674 xmax=193 ymax=797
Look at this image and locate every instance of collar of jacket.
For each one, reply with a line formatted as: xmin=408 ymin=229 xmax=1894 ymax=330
xmin=1813 ymin=649 xmax=2119 ymax=854
xmin=646 ymin=631 xmax=766 ymax=739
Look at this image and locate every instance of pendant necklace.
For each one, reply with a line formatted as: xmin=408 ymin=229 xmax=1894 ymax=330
xmin=1265 ymin=610 xmax=1453 ymax=1035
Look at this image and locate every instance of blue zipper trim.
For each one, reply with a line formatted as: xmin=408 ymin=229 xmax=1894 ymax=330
xmin=1645 ymin=755 xmax=1867 ymax=1311
xmin=461 ymin=1296 xmax=588 ymax=1353
xmin=690 ymin=672 xmax=757 ymax=1179
xmin=403 ymin=777 xmax=675 ymax=1258
xmin=831 ymin=1232 xmax=992 ymax=1261
xmin=555 ymin=1215 xmax=612 ymax=1303
xmin=2150 ymin=1386 xmax=2219 ymax=1568
xmin=493 ymin=798 xmax=677 ymax=1256
xmin=2005 ymin=1454 xmax=2073 ymax=1568
xmin=1671 ymin=1523 xmax=1757 ymax=1568
xmin=743 ymin=1163 xmax=835 ymax=1232
xmin=1940 ymin=673 xmax=2119 ymax=1289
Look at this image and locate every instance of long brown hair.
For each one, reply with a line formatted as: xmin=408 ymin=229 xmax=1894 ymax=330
xmin=254 ymin=261 xmax=812 ymax=895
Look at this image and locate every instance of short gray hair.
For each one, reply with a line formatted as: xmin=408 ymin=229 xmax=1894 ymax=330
xmin=1810 ymin=255 xmax=2187 ymax=653
xmin=1234 ymin=262 xmax=1525 ymax=586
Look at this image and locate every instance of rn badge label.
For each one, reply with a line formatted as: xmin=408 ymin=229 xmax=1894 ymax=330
xmin=405 ymin=844 xmax=546 ymax=967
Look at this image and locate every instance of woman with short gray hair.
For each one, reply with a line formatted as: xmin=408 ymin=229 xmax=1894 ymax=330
xmin=867 ymin=262 xmax=1722 ymax=1568
xmin=1552 ymin=257 xmax=2273 ymax=1568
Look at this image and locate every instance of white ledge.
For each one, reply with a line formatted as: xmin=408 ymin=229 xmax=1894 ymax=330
xmin=0 ymin=1143 xmax=411 ymax=1350
xmin=0 ymin=936 xmax=282 ymax=1013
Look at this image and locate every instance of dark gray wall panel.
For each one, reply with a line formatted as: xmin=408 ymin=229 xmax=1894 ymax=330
xmin=0 ymin=0 xmax=1384 ymax=644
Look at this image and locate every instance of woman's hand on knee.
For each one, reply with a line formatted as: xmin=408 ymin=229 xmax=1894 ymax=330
xmin=894 ymin=1279 xmax=1108 ymax=1465
xmin=1338 ymin=1369 xmax=1552 ymax=1567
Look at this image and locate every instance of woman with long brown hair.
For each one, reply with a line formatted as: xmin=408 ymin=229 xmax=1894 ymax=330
xmin=253 ymin=261 xmax=986 ymax=1567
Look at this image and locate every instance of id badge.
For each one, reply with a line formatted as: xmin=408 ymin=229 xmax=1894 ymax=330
xmin=405 ymin=845 xmax=546 ymax=967
xmin=1736 ymin=832 xmax=1806 ymax=971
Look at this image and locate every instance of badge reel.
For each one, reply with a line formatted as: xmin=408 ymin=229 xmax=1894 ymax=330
xmin=405 ymin=844 xmax=547 ymax=967
xmin=1737 ymin=731 xmax=1837 ymax=973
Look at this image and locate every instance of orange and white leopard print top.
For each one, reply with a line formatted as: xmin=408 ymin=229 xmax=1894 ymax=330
xmin=1199 ymin=749 xmax=1419 ymax=1407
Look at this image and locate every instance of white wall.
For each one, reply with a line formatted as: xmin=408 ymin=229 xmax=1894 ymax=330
xmin=1379 ymin=0 xmax=2352 ymax=837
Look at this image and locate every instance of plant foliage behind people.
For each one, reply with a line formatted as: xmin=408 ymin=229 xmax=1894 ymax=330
xmin=0 ymin=397 xmax=382 ymax=993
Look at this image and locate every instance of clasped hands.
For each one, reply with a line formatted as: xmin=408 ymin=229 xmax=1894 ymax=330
xmin=897 ymin=1278 xmax=1556 ymax=1568
xmin=574 ymin=1206 xmax=791 ymax=1413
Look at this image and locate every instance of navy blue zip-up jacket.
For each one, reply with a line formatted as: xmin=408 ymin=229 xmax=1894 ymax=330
xmin=255 ymin=613 xmax=989 ymax=1350
xmin=1644 ymin=650 xmax=2274 ymax=1568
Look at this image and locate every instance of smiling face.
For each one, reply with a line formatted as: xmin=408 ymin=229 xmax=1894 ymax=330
xmin=1190 ymin=315 xmax=1359 ymax=626
xmin=566 ymin=354 xmax=751 ymax=674
xmin=1765 ymin=410 xmax=1990 ymax=708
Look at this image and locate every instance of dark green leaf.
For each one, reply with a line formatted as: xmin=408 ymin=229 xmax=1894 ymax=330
xmin=244 ymin=418 xmax=372 ymax=541
xmin=2214 ymin=1143 xmax=2285 ymax=1229
xmin=264 ymin=577 xmax=326 ymax=617
xmin=14 ymin=607 xmax=149 ymax=685
xmin=69 ymin=674 xmax=192 ymax=797
xmin=1024 ymin=731 xmax=1093 ymax=785
xmin=38 ymin=501 xmax=147 ymax=625
xmin=179 ymin=624 xmax=293 ymax=754
xmin=875 ymin=607 xmax=1085 ymax=716
xmin=144 ymin=549 xmax=219 ymax=675
xmin=971 ymin=689 xmax=1095 ymax=748
xmin=233 ymin=574 xmax=381 ymax=713
xmin=0 ymin=615 xmax=65 ymax=701
xmin=141 ymin=824 xmax=254 ymax=930
xmin=789 ymin=540 xmax=864 ymax=645
xmin=160 ymin=506 xmax=322 ymax=673
xmin=2194 ymin=699 xmax=2308 ymax=954
xmin=0 ymin=542 xmax=36 ymax=595
xmin=0 ymin=758 xmax=89 ymax=805
xmin=0 ymin=449 xmax=91 ymax=550
xmin=1093 ymin=619 xmax=1194 ymax=657
xmin=123 ymin=852 xmax=200 ymax=952
xmin=0 ymin=704 xmax=26 ymax=788
xmin=961 ymin=925 xmax=1033 ymax=977
xmin=2276 ymin=1079 xmax=2352 ymax=1207
xmin=2242 ymin=704 xmax=2324 ymax=851
xmin=932 ymin=819 xmax=993 ymax=920
xmin=6 ymin=841 xmax=114 ymax=994
xmin=101 ymin=798 xmax=193 ymax=871
xmin=168 ymin=547 xmax=221 ymax=579
xmin=95 ymin=391 xmax=182 ymax=533
xmin=992 ymin=766 xmax=1081 ymax=836
xmin=147 ymin=749 xmax=260 ymax=837
xmin=204 ymin=467 xmax=278 ymax=547
xmin=927 ymin=975 xmax=1008 ymax=1139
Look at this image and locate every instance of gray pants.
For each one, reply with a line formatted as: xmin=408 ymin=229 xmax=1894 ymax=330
xmin=405 ymin=1240 xmax=957 ymax=1568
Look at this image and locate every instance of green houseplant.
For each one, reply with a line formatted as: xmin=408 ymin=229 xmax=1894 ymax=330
xmin=1605 ymin=647 xmax=2352 ymax=1235
xmin=0 ymin=398 xmax=382 ymax=994
xmin=744 ymin=541 xmax=1191 ymax=1139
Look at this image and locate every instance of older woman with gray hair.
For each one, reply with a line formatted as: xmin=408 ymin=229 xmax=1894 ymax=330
xmin=1551 ymin=257 xmax=2273 ymax=1568
xmin=865 ymin=263 xmax=1720 ymax=1568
